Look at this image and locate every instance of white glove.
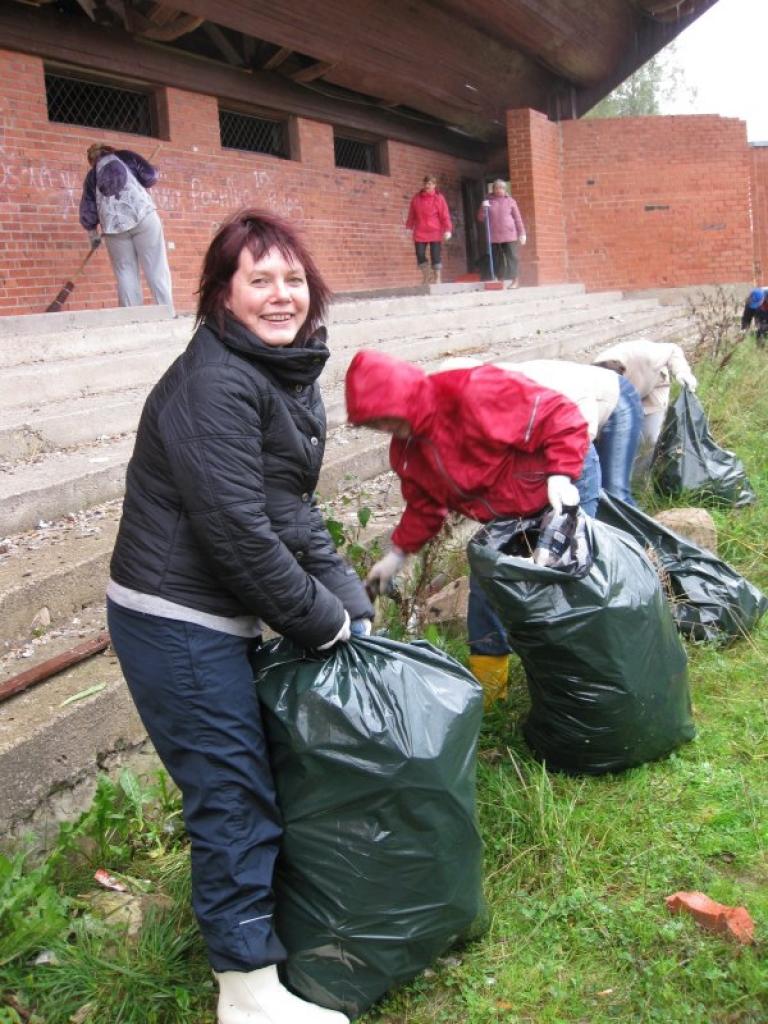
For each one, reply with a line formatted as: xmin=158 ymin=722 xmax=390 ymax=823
xmin=520 ymin=234 xmax=527 ymax=246
xmin=365 ymin=547 xmax=406 ymax=597
xmin=317 ymin=610 xmax=351 ymax=650
xmin=351 ymin=617 xmax=372 ymax=636
xmin=481 ymin=200 xmax=490 ymax=208
xmin=443 ymin=232 xmax=452 ymax=241
xmin=677 ymin=371 xmax=697 ymax=392
xmin=547 ymin=475 xmax=580 ymax=516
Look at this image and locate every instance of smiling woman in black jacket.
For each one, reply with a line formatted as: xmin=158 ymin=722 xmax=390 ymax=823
xmin=107 ymin=209 xmax=370 ymax=1024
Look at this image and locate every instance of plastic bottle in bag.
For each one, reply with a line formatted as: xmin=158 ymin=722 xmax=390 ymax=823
xmin=532 ymin=505 xmax=579 ymax=568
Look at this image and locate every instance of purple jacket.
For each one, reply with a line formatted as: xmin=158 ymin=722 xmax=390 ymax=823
xmin=79 ymin=150 xmax=158 ymax=231
xmin=477 ymin=194 xmax=525 ymax=243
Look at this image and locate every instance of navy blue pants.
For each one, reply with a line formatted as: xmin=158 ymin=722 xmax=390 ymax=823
xmin=467 ymin=444 xmax=601 ymax=657
xmin=107 ymin=599 xmax=286 ymax=971
xmin=414 ymin=240 xmax=442 ymax=268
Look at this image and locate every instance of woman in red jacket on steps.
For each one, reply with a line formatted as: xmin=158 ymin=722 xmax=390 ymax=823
xmin=405 ymin=175 xmax=453 ymax=286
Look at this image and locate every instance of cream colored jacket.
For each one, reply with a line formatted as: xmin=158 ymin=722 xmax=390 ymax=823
xmin=593 ymin=339 xmax=693 ymax=415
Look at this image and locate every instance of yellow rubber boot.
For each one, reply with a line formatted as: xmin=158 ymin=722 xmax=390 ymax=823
xmin=468 ymin=654 xmax=510 ymax=709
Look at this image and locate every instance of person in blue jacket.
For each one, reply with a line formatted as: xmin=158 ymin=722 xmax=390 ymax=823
xmin=741 ymin=287 xmax=768 ymax=347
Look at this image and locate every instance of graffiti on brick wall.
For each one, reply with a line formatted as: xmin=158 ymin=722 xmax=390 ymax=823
xmin=0 ymin=161 xmax=83 ymax=215
xmin=1 ymin=161 xmax=305 ymax=223
xmin=154 ymin=171 xmax=305 ymax=220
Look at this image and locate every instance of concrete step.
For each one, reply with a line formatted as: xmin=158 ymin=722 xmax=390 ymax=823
xmin=0 ymin=286 xmax=584 ymax=369
xmin=326 ymin=293 xmax=648 ymax=350
xmin=0 ymin=388 xmax=150 ymax=461
xmin=0 ymin=304 xmax=692 ymax=534
xmin=0 ymin=437 xmax=135 ymax=537
xmin=0 ymin=291 xmax=637 ymax=404
xmin=0 ymin=290 xmax=640 ymax=400
xmin=0 ymin=509 xmax=120 ymax=642
xmin=0 ymin=303 xmax=175 ymax=340
xmin=0 ymin=607 xmax=145 ymax=833
xmin=0 ymin=298 xmax=684 ymax=459
xmin=327 ymin=282 xmax=588 ymax=325
xmin=0 ymin=306 xmax=695 ymax=642
xmin=0 ymin=345 xmax=183 ymax=411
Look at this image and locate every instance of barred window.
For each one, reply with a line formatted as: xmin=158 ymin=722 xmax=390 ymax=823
xmin=334 ymin=134 xmax=380 ymax=173
xmin=219 ymin=109 xmax=288 ymax=157
xmin=45 ymin=71 xmax=155 ymax=136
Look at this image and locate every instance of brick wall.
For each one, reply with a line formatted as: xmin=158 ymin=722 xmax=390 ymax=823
xmin=561 ymin=115 xmax=753 ymax=291
xmin=507 ymin=109 xmax=754 ymax=292
xmin=506 ymin=109 xmax=567 ymax=286
xmin=749 ymin=144 xmax=768 ymax=282
xmin=0 ymin=50 xmax=484 ymax=315
xmin=1 ymin=45 xmax=762 ymax=317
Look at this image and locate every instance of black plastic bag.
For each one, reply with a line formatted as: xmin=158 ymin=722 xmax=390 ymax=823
xmin=651 ymin=388 xmax=755 ymax=506
xmin=468 ymin=516 xmax=694 ymax=775
xmin=597 ymin=491 xmax=767 ymax=644
xmin=252 ymin=635 xmax=485 ymax=1019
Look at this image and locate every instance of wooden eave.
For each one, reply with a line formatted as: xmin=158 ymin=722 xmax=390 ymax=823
xmin=2 ymin=0 xmax=721 ymax=147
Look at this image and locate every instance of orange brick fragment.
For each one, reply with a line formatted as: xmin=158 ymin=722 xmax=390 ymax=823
xmin=665 ymin=890 xmax=755 ymax=944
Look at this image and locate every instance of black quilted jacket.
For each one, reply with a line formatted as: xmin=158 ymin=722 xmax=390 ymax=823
xmin=110 ymin=315 xmax=372 ymax=647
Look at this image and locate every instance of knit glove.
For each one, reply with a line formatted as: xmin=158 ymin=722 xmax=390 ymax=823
xmin=443 ymin=232 xmax=452 ymax=241
xmin=676 ymin=371 xmax=697 ymax=392
xmin=547 ymin=475 xmax=580 ymax=516
xmin=365 ymin=547 xmax=407 ymax=597
xmin=316 ymin=610 xmax=351 ymax=650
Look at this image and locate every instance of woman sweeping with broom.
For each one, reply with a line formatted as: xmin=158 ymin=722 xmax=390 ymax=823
xmin=79 ymin=142 xmax=174 ymax=312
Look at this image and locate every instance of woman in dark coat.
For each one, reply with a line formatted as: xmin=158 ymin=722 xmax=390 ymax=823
xmin=107 ymin=209 xmax=370 ymax=1024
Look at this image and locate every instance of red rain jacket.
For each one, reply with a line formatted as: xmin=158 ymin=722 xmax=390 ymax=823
xmin=406 ymin=189 xmax=453 ymax=242
xmin=345 ymin=350 xmax=589 ymax=553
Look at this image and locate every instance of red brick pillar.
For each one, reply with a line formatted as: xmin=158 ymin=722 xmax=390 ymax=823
xmin=507 ymin=108 xmax=567 ymax=286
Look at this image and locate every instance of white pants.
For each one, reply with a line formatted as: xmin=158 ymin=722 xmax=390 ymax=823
xmin=104 ymin=210 xmax=174 ymax=313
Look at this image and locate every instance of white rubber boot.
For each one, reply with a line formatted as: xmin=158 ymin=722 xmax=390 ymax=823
xmin=216 ymin=965 xmax=349 ymax=1024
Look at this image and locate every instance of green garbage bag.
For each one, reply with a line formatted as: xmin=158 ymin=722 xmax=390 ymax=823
xmin=597 ymin=491 xmax=767 ymax=645
xmin=468 ymin=515 xmax=695 ymax=775
xmin=252 ymin=635 xmax=485 ymax=1019
xmin=651 ymin=388 xmax=755 ymax=506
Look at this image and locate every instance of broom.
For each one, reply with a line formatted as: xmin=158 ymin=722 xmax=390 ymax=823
xmin=45 ymin=244 xmax=101 ymax=313
xmin=45 ymin=143 xmax=162 ymax=313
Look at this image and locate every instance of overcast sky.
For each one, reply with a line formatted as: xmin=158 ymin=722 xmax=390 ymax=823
xmin=662 ymin=0 xmax=768 ymax=142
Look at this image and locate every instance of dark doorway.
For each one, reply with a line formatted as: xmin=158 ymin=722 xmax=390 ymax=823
xmin=461 ymin=176 xmax=499 ymax=279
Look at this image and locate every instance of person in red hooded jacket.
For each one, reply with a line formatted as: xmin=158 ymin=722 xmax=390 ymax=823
xmin=345 ymin=349 xmax=590 ymax=705
xmin=405 ymin=175 xmax=453 ymax=286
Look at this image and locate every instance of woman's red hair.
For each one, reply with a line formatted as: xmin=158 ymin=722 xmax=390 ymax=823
xmin=196 ymin=208 xmax=331 ymax=342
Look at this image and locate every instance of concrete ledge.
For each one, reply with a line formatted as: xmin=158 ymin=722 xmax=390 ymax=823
xmin=0 ymin=304 xmax=175 ymax=339
xmin=0 ymin=523 xmax=117 ymax=641
xmin=0 ymin=653 xmax=146 ymax=830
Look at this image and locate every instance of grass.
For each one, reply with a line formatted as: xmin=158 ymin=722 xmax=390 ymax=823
xmin=1 ymin=341 xmax=767 ymax=1024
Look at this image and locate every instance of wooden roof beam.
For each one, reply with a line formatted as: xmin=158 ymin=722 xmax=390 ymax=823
xmin=290 ymin=60 xmax=336 ymax=84
xmin=202 ymin=22 xmax=244 ymax=66
xmin=261 ymin=45 xmax=293 ymax=71
xmin=0 ymin=3 xmax=487 ymax=159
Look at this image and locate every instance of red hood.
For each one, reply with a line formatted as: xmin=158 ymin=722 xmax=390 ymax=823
xmin=345 ymin=350 xmax=435 ymax=433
